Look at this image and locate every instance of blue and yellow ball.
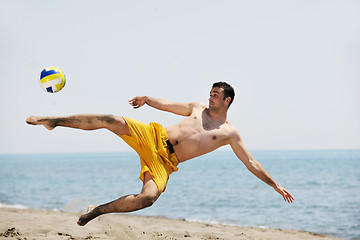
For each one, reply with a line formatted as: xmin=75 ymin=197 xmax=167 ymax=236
xmin=39 ymin=67 xmax=66 ymax=93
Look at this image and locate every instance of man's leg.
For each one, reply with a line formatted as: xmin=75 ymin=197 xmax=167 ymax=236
xmin=26 ymin=114 xmax=129 ymax=136
xmin=27 ymin=114 xmax=161 ymax=225
xmin=77 ymin=172 xmax=160 ymax=226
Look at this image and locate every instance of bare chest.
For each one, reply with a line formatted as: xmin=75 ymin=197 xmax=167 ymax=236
xmin=173 ymin=113 xmax=231 ymax=146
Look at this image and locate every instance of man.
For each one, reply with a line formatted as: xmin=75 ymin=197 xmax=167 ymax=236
xmin=26 ymin=82 xmax=294 ymax=226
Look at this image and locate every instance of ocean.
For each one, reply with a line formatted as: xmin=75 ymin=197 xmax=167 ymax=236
xmin=0 ymin=150 xmax=359 ymax=240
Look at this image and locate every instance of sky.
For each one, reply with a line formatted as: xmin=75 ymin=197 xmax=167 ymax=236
xmin=0 ymin=0 xmax=359 ymax=154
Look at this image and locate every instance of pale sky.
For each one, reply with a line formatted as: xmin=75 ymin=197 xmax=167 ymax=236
xmin=0 ymin=1 xmax=359 ymax=154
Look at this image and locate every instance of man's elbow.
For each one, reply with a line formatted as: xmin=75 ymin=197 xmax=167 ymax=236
xmin=246 ymin=158 xmax=259 ymax=172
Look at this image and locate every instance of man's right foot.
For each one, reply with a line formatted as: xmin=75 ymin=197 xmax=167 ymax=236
xmin=26 ymin=116 xmax=56 ymax=130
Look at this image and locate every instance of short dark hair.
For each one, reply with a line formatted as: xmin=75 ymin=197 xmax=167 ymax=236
xmin=212 ymin=81 xmax=235 ymax=107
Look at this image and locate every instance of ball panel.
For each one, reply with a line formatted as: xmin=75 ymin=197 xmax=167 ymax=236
xmin=46 ymin=87 xmax=53 ymax=93
xmin=40 ymin=68 xmax=61 ymax=80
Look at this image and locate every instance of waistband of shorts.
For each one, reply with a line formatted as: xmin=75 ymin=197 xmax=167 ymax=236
xmin=150 ymin=122 xmax=179 ymax=169
xmin=165 ymin=139 xmax=175 ymax=154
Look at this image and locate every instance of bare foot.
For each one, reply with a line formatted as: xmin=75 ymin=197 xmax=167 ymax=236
xmin=87 ymin=205 xmax=97 ymax=212
xmin=26 ymin=116 xmax=56 ymax=130
xmin=77 ymin=205 xmax=100 ymax=226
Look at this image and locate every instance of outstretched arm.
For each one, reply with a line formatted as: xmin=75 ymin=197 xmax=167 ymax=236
xmin=129 ymin=96 xmax=194 ymax=116
xmin=230 ymin=131 xmax=294 ymax=203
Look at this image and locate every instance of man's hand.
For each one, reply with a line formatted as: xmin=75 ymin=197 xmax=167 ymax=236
xmin=129 ymin=96 xmax=147 ymax=109
xmin=274 ymin=185 xmax=294 ymax=203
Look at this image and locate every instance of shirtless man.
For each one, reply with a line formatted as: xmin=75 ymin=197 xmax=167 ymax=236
xmin=26 ymin=82 xmax=294 ymax=226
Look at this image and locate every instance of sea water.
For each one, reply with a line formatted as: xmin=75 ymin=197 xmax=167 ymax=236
xmin=0 ymin=150 xmax=359 ymax=240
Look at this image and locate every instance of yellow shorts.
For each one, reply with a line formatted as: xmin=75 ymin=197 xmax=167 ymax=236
xmin=119 ymin=117 xmax=179 ymax=193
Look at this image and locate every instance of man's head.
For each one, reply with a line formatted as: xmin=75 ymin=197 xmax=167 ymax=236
xmin=210 ymin=82 xmax=235 ymax=109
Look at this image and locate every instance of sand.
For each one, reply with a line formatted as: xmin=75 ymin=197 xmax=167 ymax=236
xmin=0 ymin=208 xmax=340 ymax=240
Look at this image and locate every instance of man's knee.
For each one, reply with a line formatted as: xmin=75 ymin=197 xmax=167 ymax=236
xmin=101 ymin=115 xmax=129 ymax=135
xmin=140 ymin=193 xmax=158 ymax=208
xmin=97 ymin=114 xmax=117 ymax=125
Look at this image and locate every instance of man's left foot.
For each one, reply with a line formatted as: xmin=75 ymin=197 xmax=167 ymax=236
xmin=77 ymin=205 xmax=98 ymax=226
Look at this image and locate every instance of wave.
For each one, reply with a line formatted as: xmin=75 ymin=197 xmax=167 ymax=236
xmin=186 ymin=218 xmax=237 ymax=227
xmin=0 ymin=203 xmax=29 ymax=209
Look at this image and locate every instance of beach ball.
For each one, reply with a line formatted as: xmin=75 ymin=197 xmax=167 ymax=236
xmin=39 ymin=67 xmax=66 ymax=93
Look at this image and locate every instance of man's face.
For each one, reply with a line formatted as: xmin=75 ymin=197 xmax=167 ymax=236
xmin=209 ymin=87 xmax=226 ymax=110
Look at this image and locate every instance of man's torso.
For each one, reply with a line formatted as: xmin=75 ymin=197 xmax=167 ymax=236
xmin=166 ymin=103 xmax=236 ymax=162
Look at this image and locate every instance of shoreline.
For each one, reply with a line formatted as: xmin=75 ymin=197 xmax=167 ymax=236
xmin=0 ymin=208 xmax=341 ymax=240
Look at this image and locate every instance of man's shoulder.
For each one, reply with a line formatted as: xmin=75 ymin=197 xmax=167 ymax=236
xmin=189 ymin=101 xmax=207 ymax=109
xmin=224 ymin=121 xmax=241 ymax=138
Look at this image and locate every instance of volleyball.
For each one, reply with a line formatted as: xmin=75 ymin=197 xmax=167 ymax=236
xmin=39 ymin=67 xmax=66 ymax=93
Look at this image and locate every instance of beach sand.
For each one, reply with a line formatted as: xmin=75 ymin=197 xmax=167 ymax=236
xmin=0 ymin=208 xmax=340 ymax=240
